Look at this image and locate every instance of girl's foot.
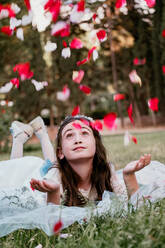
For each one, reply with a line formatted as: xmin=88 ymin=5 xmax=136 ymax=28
xmin=10 ymin=121 xmax=33 ymax=144
xmin=29 ymin=116 xmax=47 ymax=139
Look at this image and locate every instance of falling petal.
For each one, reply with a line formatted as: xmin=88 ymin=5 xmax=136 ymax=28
xmin=61 ymin=47 xmax=71 ymax=58
xmin=77 ymin=0 xmax=85 ymax=12
xmin=148 ymin=97 xmax=159 ymax=112
xmin=70 ymin=38 xmax=83 ymax=49
xmin=144 ymin=0 xmax=156 ymax=8
xmin=133 ymin=57 xmax=146 ymax=66
xmin=115 ymin=0 xmax=126 ymax=8
xmin=16 ymin=28 xmax=24 ymax=41
xmin=44 ymin=41 xmax=57 ymax=52
xmin=1 ymin=26 xmax=13 ymax=36
xmin=13 ymin=62 xmax=33 ymax=81
xmin=92 ymin=13 xmax=97 ymax=21
xmin=93 ymin=50 xmax=98 ymax=61
xmin=129 ymin=70 xmax=142 ymax=86
xmin=124 ymin=131 xmax=130 ymax=146
xmin=0 ymin=82 xmax=13 ymax=93
xmin=31 ymin=79 xmax=48 ymax=91
xmin=131 ymin=135 xmax=137 ymax=144
xmin=72 ymin=122 xmax=82 ymax=129
xmin=72 ymin=70 xmax=84 ymax=84
xmin=77 ymin=58 xmax=88 ymax=66
xmin=70 ymin=4 xmax=84 ymax=23
xmin=44 ymin=0 xmax=61 ymax=22
xmin=72 ymin=105 xmax=80 ymax=116
xmin=162 ymin=65 xmax=165 ymax=74
xmin=21 ymin=11 xmax=32 ymax=26
xmin=10 ymin=17 xmax=22 ymax=30
xmin=51 ymin=21 xmax=70 ymax=37
xmin=96 ymin=29 xmax=106 ymax=42
xmin=162 ymin=30 xmax=165 ymax=38
xmin=10 ymin=78 xmax=19 ymax=88
xmin=127 ymin=103 xmax=134 ymax=124
xmin=24 ymin=0 xmax=31 ymax=10
xmin=103 ymin=112 xmax=117 ymax=129
xmin=79 ymin=85 xmax=91 ymax=95
xmin=113 ymin=93 xmax=125 ymax=101
xmin=57 ymin=85 xmax=70 ymax=101
xmin=88 ymin=47 xmax=97 ymax=60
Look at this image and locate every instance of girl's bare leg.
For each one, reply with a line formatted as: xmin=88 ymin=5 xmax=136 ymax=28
xmin=30 ymin=116 xmax=56 ymax=163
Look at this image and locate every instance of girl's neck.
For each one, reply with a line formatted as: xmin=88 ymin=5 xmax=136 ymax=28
xmin=68 ymin=158 xmax=93 ymax=190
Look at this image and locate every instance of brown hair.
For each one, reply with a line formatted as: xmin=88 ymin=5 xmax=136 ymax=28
xmin=55 ymin=116 xmax=113 ymax=206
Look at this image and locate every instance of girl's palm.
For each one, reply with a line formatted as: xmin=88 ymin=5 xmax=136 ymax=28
xmin=30 ymin=178 xmax=60 ymax=193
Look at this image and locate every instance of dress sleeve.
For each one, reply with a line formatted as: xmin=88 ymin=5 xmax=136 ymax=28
xmin=109 ymin=163 xmax=128 ymax=201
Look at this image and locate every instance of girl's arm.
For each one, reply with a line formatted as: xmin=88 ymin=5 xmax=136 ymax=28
xmin=30 ymin=178 xmax=60 ymax=204
xmin=123 ymin=154 xmax=151 ymax=198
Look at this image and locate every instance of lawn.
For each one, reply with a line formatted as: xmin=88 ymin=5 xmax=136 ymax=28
xmin=0 ymin=130 xmax=165 ymax=248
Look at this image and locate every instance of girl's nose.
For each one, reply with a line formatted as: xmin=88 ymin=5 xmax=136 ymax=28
xmin=74 ymin=133 xmax=82 ymax=144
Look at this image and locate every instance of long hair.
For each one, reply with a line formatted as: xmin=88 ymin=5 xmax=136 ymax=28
xmin=55 ymin=115 xmax=113 ymax=206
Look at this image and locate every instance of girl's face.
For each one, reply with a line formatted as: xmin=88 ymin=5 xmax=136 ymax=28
xmin=58 ymin=120 xmax=96 ymax=162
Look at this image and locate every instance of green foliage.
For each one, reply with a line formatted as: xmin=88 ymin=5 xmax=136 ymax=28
xmin=0 ymin=106 xmax=12 ymax=152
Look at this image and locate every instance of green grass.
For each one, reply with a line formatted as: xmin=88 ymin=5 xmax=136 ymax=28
xmin=0 ymin=131 xmax=165 ymax=247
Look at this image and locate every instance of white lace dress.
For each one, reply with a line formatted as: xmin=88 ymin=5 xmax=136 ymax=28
xmin=0 ymin=156 xmax=165 ymax=237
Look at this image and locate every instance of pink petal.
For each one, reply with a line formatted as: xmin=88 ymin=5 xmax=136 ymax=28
xmin=24 ymin=0 xmax=31 ymax=10
xmin=80 ymin=119 xmax=89 ymax=126
xmin=129 ymin=70 xmax=142 ymax=86
xmin=96 ymin=30 xmax=106 ymax=42
xmin=131 ymin=135 xmax=137 ymax=144
xmin=72 ymin=105 xmax=80 ymax=116
xmin=115 ymin=0 xmax=126 ymax=8
xmin=79 ymin=85 xmax=91 ymax=95
xmin=127 ymin=103 xmax=134 ymax=124
xmin=87 ymin=47 xmax=97 ymax=60
xmin=70 ymin=38 xmax=83 ymax=49
xmin=148 ymin=97 xmax=159 ymax=112
xmin=72 ymin=123 xmax=82 ymax=129
xmin=44 ymin=0 xmax=61 ymax=22
xmin=72 ymin=70 xmax=84 ymax=84
xmin=77 ymin=0 xmax=85 ymax=12
xmin=103 ymin=112 xmax=117 ymax=129
xmin=144 ymin=0 xmax=156 ymax=8
xmin=53 ymin=220 xmax=63 ymax=234
xmin=10 ymin=78 xmax=19 ymax=88
xmin=77 ymin=58 xmax=88 ymax=66
xmin=113 ymin=93 xmax=125 ymax=101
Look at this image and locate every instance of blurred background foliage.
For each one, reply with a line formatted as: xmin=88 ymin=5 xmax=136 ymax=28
xmin=0 ymin=0 xmax=165 ymax=151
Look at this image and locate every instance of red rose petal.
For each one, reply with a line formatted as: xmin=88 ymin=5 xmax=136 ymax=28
xmin=148 ymin=97 xmax=159 ymax=112
xmin=72 ymin=122 xmax=82 ymax=129
xmin=115 ymin=0 xmax=126 ymax=8
xmin=113 ymin=93 xmax=125 ymax=101
xmin=53 ymin=220 xmax=63 ymax=234
xmin=77 ymin=0 xmax=85 ymax=12
xmin=131 ymin=135 xmax=137 ymax=144
xmin=79 ymin=85 xmax=91 ymax=95
xmin=103 ymin=112 xmax=117 ymax=129
xmin=72 ymin=105 xmax=80 ymax=116
xmin=127 ymin=103 xmax=134 ymax=124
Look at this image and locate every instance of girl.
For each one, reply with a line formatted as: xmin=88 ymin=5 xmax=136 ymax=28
xmin=29 ymin=115 xmax=151 ymax=206
xmin=0 ymin=115 xmax=164 ymax=237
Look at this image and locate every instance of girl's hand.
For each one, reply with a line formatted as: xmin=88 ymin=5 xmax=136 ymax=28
xmin=123 ymin=154 xmax=151 ymax=175
xmin=30 ymin=178 xmax=60 ymax=193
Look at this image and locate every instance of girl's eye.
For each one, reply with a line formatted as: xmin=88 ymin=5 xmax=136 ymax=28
xmin=82 ymin=131 xmax=89 ymax=135
xmin=66 ymin=133 xmax=73 ymax=138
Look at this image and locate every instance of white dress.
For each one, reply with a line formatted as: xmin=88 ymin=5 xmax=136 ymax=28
xmin=0 ymin=156 xmax=165 ymax=237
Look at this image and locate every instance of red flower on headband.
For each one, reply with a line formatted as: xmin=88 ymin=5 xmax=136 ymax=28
xmin=91 ymin=120 xmax=103 ymax=131
xmin=72 ymin=105 xmax=80 ymax=116
xmin=72 ymin=122 xmax=82 ymax=129
xmin=53 ymin=219 xmax=63 ymax=234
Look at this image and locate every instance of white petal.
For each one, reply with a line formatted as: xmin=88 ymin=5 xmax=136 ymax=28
xmin=61 ymin=47 xmax=71 ymax=59
xmin=0 ymin=10 xmax=9 ymax=20
xmin=0 ymin=82 xmax=13 ymax=93
xmin=16 ymin=28 xmax=24 ymax=41
xmin=11 ymin=3 xmax=21 ymax=14
xmin=22 ymin=11 xmax=32 ymax=26
xmin=10 ymin=17 xmax=22 ymax=30
xmin=93 ymin=50 xmax=98 ymax=61
xmin=70 ymin=6 xmax=84 ymax=23
xmin=124 ymin=131 xmax=130 ymax=146
xmin=44 ymin=41 xmax=57 ymax=52
xmin=31 ymin=79 xmax=48 ymax=91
